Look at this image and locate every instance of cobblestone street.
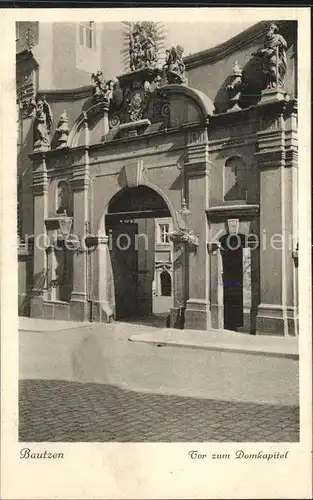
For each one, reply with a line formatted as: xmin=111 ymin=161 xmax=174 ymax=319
xmin=19 ymin=321 xmax=299 ymax=442
xmin=19 ymin=379 xmax=299 ymax=442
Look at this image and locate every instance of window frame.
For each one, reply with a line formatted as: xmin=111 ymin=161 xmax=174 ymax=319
xmin=78 ymin=21 xmax=96 ymax=50
xmin=158 ymin=222 xmax=170 ymax=244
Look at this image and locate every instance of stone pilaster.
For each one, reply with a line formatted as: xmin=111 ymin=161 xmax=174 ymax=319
xmin=170 ymin=238 xmax=188 ymax=329
xmin=255 ymin=99 xmax=297 ymax=335
xmin=69 ymin=146 xmax=90 ymax=321
xmin=184 ymin=129 xmax=211 ymax=330
xmin=89 ymin=236 xmax=115 ymax=323
xmin=29 ymin=151 xmax=48 ymax=317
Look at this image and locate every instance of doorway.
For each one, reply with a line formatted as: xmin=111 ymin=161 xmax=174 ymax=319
xmin=160 ymin=271 xmax=172 ymax=296
xmin=220 ymin=235 xmax=244 ymax=331
xmin=105 ymin=186 xmax=173 ymax=324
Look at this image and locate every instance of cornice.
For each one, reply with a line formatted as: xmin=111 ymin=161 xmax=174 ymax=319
xmin=184 ymin=20 xmax=291 ymax=69
xmin=206 ymin=204 xmax=260 ymax=220
xmin=37 ymin=85 xmax=93 ymax=102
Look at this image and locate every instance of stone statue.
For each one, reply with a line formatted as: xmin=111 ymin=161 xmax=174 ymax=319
xmin=33 ymin=97 xmax=53 ymax=151
xmin=252 ymin=23 xmax=287 ymax=89
xmin=91 ymin=71 xmax=115 ymax=103
xmin=55 ymin=110 xmax=69 ymax=149
xmin=129 ymin=23 xmax=158 ymax=71
xmin=129 ymin=29 xmax=145 ymax=71
xmin=163 ymin=46 xmax=186 ymax=84
xmin=142 ymin=30 xmax=157 ymax=66
xmin=227 ymin=61 xmax=244 ymax=111
xmin=91 ymin=71 xmax=114 ymax=103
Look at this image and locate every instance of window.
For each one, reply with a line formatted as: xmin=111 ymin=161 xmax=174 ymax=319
xmin=79 ymin=22 xmax=95 ymax=49
xmin=158 ymin=223 xmax=170 ymax=244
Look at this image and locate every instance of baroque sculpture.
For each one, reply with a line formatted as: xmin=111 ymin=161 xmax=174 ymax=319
xmin=32 ymin=96 xmax=53 ymax=151
xmin=128 ymin=22 xmax=158 ymax=71
xmin=55 ymin=110 xmax=69 ymax=149
xmin=163 ymin=46 xmax=186 ymax=84
xmin=227 ymin=61 xmax=244 ymax=111
xmin=91 ymin=71 xmax=115 ymax=103
xmin=252 ymin=23 xmax=287 ymax=90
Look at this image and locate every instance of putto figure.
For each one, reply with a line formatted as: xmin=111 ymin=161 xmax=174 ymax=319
xmin=163 ymin=46 xmax=186 ymax=84
xmin=91 ymin=71 xmax=114 ymax=103
xmin=253 ymin=23 xmax=287 ymax=89
xmin=33 ymin=97 xmax=53 ymax=151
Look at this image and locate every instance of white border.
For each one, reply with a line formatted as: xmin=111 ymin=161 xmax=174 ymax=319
xmin=1 ymin=8 xmax=312 ymax=499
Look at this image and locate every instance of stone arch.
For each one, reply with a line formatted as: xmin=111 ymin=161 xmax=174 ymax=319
xmin=95 ymin=183 xmax=177 ymax=322
xmin=160 ymin=84 xmax=215 ymax=121
xmin=97 ymin=180 xmax=179 ymax=237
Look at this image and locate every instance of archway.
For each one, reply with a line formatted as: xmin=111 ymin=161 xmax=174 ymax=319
xmin=105 ymin=186 xmax=173 ymax=323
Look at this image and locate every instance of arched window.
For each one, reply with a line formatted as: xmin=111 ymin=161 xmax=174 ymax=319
xmin=56 ymin=181 xmax=73 ymax=216
xmin=224 ymin=156 xmax=247 ymax=201
xmin=160 ymin=271 xmax=172 ymax=296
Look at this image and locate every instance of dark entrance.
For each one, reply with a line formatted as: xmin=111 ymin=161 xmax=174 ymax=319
xmin=160 ymin=271 xmax=172 ymax=296
xmin=105 ymin=186 xmax=172 ymax=321
xmin=109 ymin=222 xmax=138 ymax=320
xmin=220 ymin=235 xmax=244 ymax=331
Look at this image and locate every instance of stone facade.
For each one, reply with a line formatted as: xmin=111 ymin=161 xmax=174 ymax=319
xmin=17 ymin=20 xmax=298 ymax=336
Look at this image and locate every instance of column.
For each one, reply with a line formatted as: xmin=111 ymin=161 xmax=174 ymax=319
xmin=30 ymin=152 xmax=48 ymax=318
xmin=70 ymin=147 xmax=90 ymax=321
xmin=184 ymin=129 xmax=211 ymax=331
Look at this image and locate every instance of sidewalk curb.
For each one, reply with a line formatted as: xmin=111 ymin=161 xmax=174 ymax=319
xmin=128 ymin=336 xmax=299 ymax=360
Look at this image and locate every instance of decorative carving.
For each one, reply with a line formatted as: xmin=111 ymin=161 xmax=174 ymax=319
xmin=17 ymin=70 xmax=37 ymax=116
xmin=55 ymin=110 xmax=69 ymax=149
xmin=252 ymin=23 xmax=287 ymax=90
xmin=227 ymin=61 xmax=244 ymax=112
xmin=118 ymin=160 xmax=144 ymax=188
xmin=123 ymin=81 xmax=151 ymax=122
xmin=128 ymin=22 xmax=161 ymax=71
xmin=33 ymin=97 xmax=53 ymax=152
xmin=170 ymin=199 xmax=199 ymax=247
xmin=163 ymin=46 xmax=186 ymax=84
xmin=25 ymin=27 xmax=35 ymax=50
xmin=91 ymin=71 xmax=115 ymax=104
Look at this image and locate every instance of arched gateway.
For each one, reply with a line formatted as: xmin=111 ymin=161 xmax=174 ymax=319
xmin=103 ymin=185 xmax=172 ymax=321
xmin=29 ymin=25 xmax=298 ymax=336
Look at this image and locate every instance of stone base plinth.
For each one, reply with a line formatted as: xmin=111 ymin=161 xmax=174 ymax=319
xmin=70 ymin=298 xmax=89 ymax=322
xmin=259 ymin=88 xmax=288 ymax=104
xmin=256 ymin=303 xmax=298 ymax=336
xmin=169 ymin=307 xmax=185 ymax=329
xmin=92 ymin=301 xmax=114 ymax=323
xmin=184 ymin=299 xmax=211 ymax=331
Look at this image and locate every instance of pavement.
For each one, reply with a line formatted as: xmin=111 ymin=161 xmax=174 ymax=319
xmin=18 ymin=317 xmax=299 ymax=442
xmin=128 ymin=327 xmax=299 ymax=359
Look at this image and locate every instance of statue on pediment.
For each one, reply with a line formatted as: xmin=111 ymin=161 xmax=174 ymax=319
xmin=33 ymin=97 xmax=53 ymax=151
xmin=253 ymin=23 xmax=287 ymax=89
xmin=163 ymin=45 xmax=186 ymax=84
xmin=55 ymin=110 xmax=69 ymax=149
xmin=129 ymin=22 xmax=159 ymax=71
xmin=91 ymin=71 xmax=114 ymax=103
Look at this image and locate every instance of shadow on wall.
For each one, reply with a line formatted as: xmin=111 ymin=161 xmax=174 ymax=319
xmin=214 ymin=56 xmax=266 ymax=114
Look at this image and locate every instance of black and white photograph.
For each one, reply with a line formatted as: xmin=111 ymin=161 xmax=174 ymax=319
xmin=1 ymin=7 xmax=312 ymax=500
